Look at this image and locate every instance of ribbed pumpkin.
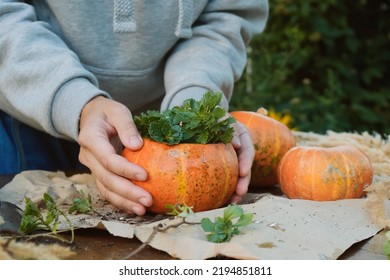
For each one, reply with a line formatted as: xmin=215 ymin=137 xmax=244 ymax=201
xmin=122 ymin=138 xmax=239 ymax=214
xmin=277 ymin=145 xmax=374 ymax=201
xmin=230 ymin=108 xmax=296 ymax=187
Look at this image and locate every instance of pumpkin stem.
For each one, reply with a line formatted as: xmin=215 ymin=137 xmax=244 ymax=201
xmin=256 ymin=107 xmax=268 ymax=116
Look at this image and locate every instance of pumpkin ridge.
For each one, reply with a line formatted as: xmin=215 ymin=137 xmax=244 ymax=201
xmin=271 ymin=121 xmax=281 ymax=168
xmin=200 ymin=154 xmax=210 ymax=209
xmin=220 ymin=144 xmax=232 ymax=205
xmin=176 ymin=145 xmax=188 ymax=203
xmin=244 ymin=113 xmax=255 ymax=128
xmin=350 ymin=147 xmax=369 ymax=196
xmin=295 ymin=148 xmax=304 ymax=198
xmin=339 ymin=149 xmax=350 ymax=199
xmin=355 ymin=154 xmax=367 ymax=194
xmin=310 ymin=149 xmax=317 ymax=200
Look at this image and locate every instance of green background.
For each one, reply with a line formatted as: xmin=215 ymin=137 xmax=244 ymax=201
xmin=231 ymin=0 xmax=390 ymax=136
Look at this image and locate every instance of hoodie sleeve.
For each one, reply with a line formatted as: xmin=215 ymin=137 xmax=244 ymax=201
xmin=0 ymin=1 xmax=109 ymax=141
xmin=161 ymin=0 xmax=269 ymax=110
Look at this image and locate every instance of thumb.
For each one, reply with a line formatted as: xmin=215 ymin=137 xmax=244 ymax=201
xmin=106 ymin=102 xmax=143 ymax=150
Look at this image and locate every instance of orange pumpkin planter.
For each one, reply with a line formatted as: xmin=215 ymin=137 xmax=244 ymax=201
xmin=277 ymin=145 xmax=374 ymax=201
xmin=230 ymin=108 xmax=296 ymax=187
xmin=122 ymin=138 xmax=239 ymax=214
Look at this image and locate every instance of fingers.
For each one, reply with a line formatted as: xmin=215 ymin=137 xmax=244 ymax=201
xmin=230 ymin=121 xmax=255 ymax=203
xmin=96 ymin=181 xmax=147 ymax=215
xmin=79 ymin=96 xmax=143 ymax=151
xmin=105 ymin=103 xmax=143 ymax=150
xmin=231 ymin=124 xmax=242 ymax=149
xmin=79 ymin=146 xmax=152 ymax=215
xmin=79 ymin=138 xmax=147 ymax=181
xmin=78 ymin=97 xmax=152 ymax=215
xmin=233 ymin=122 xmax=255 ymax=177
xmin=79 ymin=119 xmax=147 ymax=180
xmin=231 ymin=170 xmax=251 ymax=204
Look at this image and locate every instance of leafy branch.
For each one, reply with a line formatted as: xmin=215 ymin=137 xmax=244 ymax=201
xmin=134 ymin=91 xmax=235 ymax=145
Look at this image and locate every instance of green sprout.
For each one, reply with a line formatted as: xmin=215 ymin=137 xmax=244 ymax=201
xmin=201 ymin=204 xmax=253 ymax=243
xmin=68 ymin=190 xmax=93 ymax=215
xmin=19 ymin=193 xmax=74 ymax=243
xmin=166 ymin=202 xmax=194 ymax=218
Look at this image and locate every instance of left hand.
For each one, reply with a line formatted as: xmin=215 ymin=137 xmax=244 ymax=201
xmin=78 ymin=96 xmax=152 ymax=215
xmin=230 ymin=120 xmax=255 ymax=203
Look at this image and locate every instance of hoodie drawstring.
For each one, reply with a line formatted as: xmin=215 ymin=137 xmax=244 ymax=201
xmin=113 ymin=0 xmax=193 ymax=38
xmin=113 ymin=0 xmax=136 ymax=33
xmin=175 ymin=0 xmax=193 ymax=38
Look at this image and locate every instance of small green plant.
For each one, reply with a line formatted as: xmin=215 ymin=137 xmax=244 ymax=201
xmin=134 ymin=91 xmax=235 ymax=145
xmin=166 ymin=202 xmax=194 ymax=218
xmin=125 ymin=203 xmax=253 ymax=258
xmin=68 ymin=190 xmax=93 ymax=214
xmin=19 ymin=193 xmax=74 ymax=243
xmin=201 ymin=204 xmax=253 ymax=243
xmin=384 ymin=231 xmax=390 ymax=260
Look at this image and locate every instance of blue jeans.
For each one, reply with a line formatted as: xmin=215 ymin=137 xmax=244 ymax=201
xmin=0 ymin=110 xmax=87 ymax=174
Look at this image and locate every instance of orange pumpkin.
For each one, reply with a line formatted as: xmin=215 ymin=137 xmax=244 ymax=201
xmin=230 ymin=108 xmax=296 ymax=187
xmin=122 ymin=138 xmax=239 ymax=214
xmin=277 ymin=145 xmax=374 ymax=201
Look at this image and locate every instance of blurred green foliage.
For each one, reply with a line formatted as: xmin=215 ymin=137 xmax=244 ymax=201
xmin=231 ymin=0 xmax=390 ymax=135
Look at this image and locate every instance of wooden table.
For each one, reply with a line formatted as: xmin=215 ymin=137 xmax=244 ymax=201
xmin=0 ymin=175 xmax=387 ymax=260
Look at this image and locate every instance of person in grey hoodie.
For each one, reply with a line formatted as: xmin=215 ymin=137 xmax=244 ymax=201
xmin=0 ymin=0 xmax=269 ymax=215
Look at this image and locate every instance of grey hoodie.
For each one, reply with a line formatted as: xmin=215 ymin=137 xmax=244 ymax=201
xmin=0 ymin=0 xmax=268 ymax=141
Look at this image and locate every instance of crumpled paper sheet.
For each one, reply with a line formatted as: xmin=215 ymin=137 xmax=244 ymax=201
xmin=0 ymin=170 xmax=388 ymax=260
xmin=0 ymin=170 xmax=155 ymax=239
xmin=137 ymin=195 xmax=386 ymax=260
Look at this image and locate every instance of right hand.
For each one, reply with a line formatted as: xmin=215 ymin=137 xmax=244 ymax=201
xmin=230 ymin=120 xmax=255 ymax=204
xmin=78 ymin=96 xmax=153 ymax=215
